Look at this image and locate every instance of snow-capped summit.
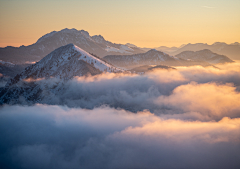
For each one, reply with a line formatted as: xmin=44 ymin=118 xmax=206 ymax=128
xmin=0 ymin=44 xmax=124 ymax=104
xmin=0 ymin=28 xmax=145 ymax=64
xmin=6 ymin=44 xmax=123 ymax=87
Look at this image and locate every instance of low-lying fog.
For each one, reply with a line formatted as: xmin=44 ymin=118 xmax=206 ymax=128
xmin=1 ymin=62 xmax=240 ymax=169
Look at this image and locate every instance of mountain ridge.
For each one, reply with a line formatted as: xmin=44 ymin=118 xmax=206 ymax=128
xmin=0 ymin=28 xmax=145 ymax=64
xmin=6 ymin=43 xmax=123 ymax=88
xmin=104 ymin=49 xmax=182 ymax=69
xmin=103 ymin=49 xmax=230 ymax=69
xmin=0 ymin=44 xmax=125 ymax=104
xmin=175 ymin=49 xmax=234 ymax=64
xmin=171 ymin=42 xmax=240 ymax=60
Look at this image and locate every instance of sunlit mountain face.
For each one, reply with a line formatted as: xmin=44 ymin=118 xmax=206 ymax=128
xmin=0 ymin=0 xmax=240 ymax=169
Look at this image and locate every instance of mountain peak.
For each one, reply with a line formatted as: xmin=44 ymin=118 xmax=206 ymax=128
xmin=6 ymin=44 xmax=123 ymax=87
xmin=79 ymin=30 xmax=90 ymax=38
xmin=0 ymin=28 xmax=146 ymax=64
xmin=146 ymin=49 xmax=169 ymax=56
xmin=212 ymin=42 xmax=227 ymax=46
xmin=147 ymin=49 xmax=158 ymax=52
xmin=91 ymin=35 xmax=106 ymax=43
xmin=36 ymin=29 xmax=90 ymax=44
xmin=61 ymin=28 xmax=78 ymax=32
xmin=198 ymin=49 xmax=212 ymax=53
xmin=231 ymin=42 xmax=240 ymax=45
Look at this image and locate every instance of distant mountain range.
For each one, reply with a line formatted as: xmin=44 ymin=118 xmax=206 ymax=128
xmin=103 ymin=49 xmax=232 ymax=69
xmin=0 ymin=28 xmax=239 ymax=65
xmin=175 ymin=49 xmax=234 ymax=64
xmin=171 ymin=42 xmax=240 ymax=60
xmin=126 ymin=42 xmax=240 ymax=60
xmin=0 ymin=44 xmax=124 ymax=104
xmin=135 ymin=45 xmax=180 ymax=53
xmin=104 ymin=49 xmax=181 ymax=69
xmin=0 ymin=28 xmax=144 ymax=64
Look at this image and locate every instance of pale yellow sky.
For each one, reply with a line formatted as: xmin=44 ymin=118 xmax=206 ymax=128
xmin=0 ymin=0 xmax=239 ymax=48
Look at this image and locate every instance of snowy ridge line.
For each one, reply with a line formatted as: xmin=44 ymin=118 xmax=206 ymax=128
xmin=73 ymin=45 xmax=123 ymax=72
xmin=5 ymin=44 xmax=125 ymax=88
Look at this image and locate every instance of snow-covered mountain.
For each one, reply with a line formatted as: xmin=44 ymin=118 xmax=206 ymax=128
xmin=0 ymin=28 xmax=144 ymax=64
xmin=175 ymin=49 xmax=234 ymax=64
xmin=6 ymin=43 xmax=123 ymax=87
xmin=0 ymin=44 xmax=124 ymax=104
xmin=171 ymin=42 xmax=240 ymax=60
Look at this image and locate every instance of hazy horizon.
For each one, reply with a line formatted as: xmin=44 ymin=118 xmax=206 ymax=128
xmin=1 ymin=27 xmax=240 ymax=49
xmin=0 ymin=0 xmax=240 ymax=48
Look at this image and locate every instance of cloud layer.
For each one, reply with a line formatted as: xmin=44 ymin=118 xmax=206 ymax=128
xmin=26 ymin=62 xmax=240 ymax=117
xmin=1 ymin=62 xmax=240 ymax=168
xmin=0 ymin=105 xmax=240 ymax=169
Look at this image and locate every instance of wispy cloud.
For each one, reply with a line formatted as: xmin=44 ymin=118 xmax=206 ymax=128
xmin=202 ymin=6 xmax=216 ymax=9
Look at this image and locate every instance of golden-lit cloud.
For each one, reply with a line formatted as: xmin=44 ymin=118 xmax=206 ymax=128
xmin=73 ymin=72 xmax=135 ymax=83
xmin=109 ymin=117 xmax=240 ymax=144
xmin=23 ymin=77 xmax=45 ymax=83
xmin=155 ymin=82 xmax=240 ymax=119
xmin=146 ymin=69 xmax=187 ymax=83
xmin=11 ymin=62 xmax=239 ymax=116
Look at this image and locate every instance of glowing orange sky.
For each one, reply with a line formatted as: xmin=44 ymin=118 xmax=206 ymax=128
xmin=0 ymin=0 xmax=239 ymax=48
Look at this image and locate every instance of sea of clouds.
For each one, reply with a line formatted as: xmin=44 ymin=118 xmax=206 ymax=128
xmin=0 ymin=62 xmax=240 ymax=169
